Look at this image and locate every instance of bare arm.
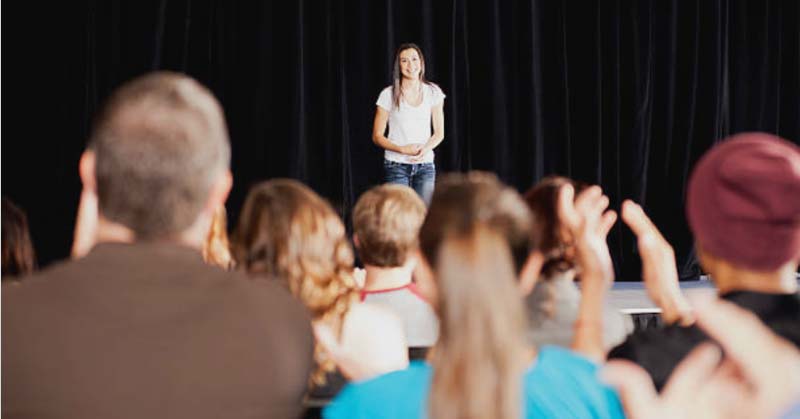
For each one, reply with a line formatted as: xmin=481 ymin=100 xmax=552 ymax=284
xmin=372 ymin=106 xmax=420 ymax=155
xmin=559 ymin=185 xmax=617 ymax=363
xmin=410 ymin=102 xmax=445 ymax=162
xmin=621 ymin=200 xmax=693 ymax=326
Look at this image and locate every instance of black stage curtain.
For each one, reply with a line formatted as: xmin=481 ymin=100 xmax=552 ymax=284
xmin=3 ymin=1 xmax=799 ymax=280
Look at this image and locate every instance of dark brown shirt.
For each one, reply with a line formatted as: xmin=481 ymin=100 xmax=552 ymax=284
xmin=2 ymin=242 xmax=314 ymax=419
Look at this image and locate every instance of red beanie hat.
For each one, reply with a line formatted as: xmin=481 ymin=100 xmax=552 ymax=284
xmin=686 ymin=132 xmax=800 ymax=271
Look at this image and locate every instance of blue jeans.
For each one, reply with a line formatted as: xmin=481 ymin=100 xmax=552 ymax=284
xmin=384 ymin=159 xmax=436 ymax=204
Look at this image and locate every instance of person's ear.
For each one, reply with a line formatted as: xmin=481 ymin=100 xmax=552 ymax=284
xmin=79 ymin=150 xmax=97 ymax=193
xmin=411 ymin=248 xmax=438 ymax=305
xmin=353 ymin=234 xmax=361 ymax=250
xmin=695 ymin=243 xmax=715 ymax=275
xmin=518 ymin=251 xmax=545 ymax=296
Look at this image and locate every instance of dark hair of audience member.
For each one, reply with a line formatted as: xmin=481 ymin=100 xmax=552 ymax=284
xmin=88 ymin=72 xmax=231 ymax=239
xmin=231 ymin=179 xmax=359 ymax=385
xmin=523 ymin=175 xmax=587 ymax=279
xmin=2 ymin=198 xmax=37 ymax=279
xmin=419 ymin=172 xmax=531 ymax=419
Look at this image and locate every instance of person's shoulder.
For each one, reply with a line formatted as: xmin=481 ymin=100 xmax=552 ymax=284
xmin=607 ymin=323 xmax=708 ymax=390
xmin=527 ymin=346 xmax=626 ymax=418
xmin=341 ymin=361 xmax=431 ymax=398
xmin=340 ymin=302 xmax=409 ymax=372
xmin=324 ymin=362 xmax=430 ymax=419
xmin=377 ymin=86 xmax=393 ymax=100
xmin=536 ymin=345 xmax=599 ymax=372
xmin=2 ymin=256 xmax=87 ymax=304
xmin=608 ymin=323 xmax=707 ymax=361
xmin=376 ymin=86 xmax=394 ymax=110
xmin=426 ymin=82 xmax=444 ymax=95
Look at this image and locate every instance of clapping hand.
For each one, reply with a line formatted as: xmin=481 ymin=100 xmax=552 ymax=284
xmin=558 ymin=184 xmax=617 ymax=286
xmin=559 ymin=183 xmax=617 ymax=362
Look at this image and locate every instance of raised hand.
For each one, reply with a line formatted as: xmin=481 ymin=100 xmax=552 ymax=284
xmin=621 ymin=200 xmax=692 ymax=325
xmin=559 ymin=183 xmax=617 ymax=362
xmin=558 ymin=184 xmax=617 ymax=285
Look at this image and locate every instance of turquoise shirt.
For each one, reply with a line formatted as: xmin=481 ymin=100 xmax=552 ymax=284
xmin=324 ymin=346 xmax=625 ymax=419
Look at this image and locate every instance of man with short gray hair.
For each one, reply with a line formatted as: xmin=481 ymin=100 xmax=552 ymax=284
xmin=2 ymin=72 xmax=314 ymax=419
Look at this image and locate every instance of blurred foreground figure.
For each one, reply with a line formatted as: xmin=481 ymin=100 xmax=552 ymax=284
xmin=2 ymin=72 xmax=314 ymax=419
xmin=604 ymin=298 xmax=800 ymax=419
xmin=609 ymin=133 xmax=800 ymax=390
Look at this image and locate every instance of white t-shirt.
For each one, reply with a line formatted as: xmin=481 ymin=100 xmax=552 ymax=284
xmin=376 ymin=83 xmax=445 ymax=164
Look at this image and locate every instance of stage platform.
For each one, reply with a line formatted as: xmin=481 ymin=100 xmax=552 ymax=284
xmin=608 ymin=276 xmax=716 ymax=316
xmin=607 ymin=275 xmax=800 ymax=330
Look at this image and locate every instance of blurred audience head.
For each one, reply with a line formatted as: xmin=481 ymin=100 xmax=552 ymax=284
xmin=231 ymin=179 xmax=359 ymax=383
xmin=2 ymin=198 xmax=36 ymax=279
xmin=523 ymin=175 xmax=588 ymax=279
xmin=687 ymin=133 xmax=800 ymax=277
xmin=202 ymin=206 xmax=233 ymax=270
xmin=353 ymin=184 xmax=426 ymax=267
xmin=416 ymin=171 xmax=532 ymax=419
xmin=87 ymin=71 xmax=231 ymax=242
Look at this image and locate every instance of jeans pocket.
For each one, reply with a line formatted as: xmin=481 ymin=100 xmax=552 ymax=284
xmin=384 ymin=160 xmax=410 ymax=185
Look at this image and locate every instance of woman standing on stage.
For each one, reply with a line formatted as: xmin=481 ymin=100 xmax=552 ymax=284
xmin=372 ymin=43 xmax=445 ymax=204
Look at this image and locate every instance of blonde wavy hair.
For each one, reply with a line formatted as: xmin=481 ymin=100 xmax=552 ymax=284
xmin=231 ymin=179 xmax=359 ymax=385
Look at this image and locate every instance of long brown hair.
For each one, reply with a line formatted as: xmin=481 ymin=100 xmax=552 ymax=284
xmin=231 ymin=179 xmax=359 ymax=384
xmin=391 ymin=43 xmax=432 ymax=108
xmin=420 ymin=172 xmax=531 ymax=419
xmin=2 ymin=197 xmax=36 ymax=279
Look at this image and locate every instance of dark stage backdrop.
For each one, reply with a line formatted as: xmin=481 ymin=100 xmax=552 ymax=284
xmin=3 ymin=1 xmax=799 ymax=280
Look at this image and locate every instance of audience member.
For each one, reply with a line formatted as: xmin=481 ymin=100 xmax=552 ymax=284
xmin=323 ymin=172 xmax=624 ymax=419
xmin=604 ymin=298 xmax=800 ymax=419
xmin=231 ymin=179 xmax=408 ymax=390
xmin=2 ymin=197 xmax=37 ymax=279
xmin=352 ymin=184 xmax=439 ymax=348
xmin=522 ymin=176 xmax=632 ymax=351
xmin=2 ymin=72 xmax=315 ymax=419
xmin=202 ymin=205 xmax=234 ymax=269
xmin=609 ymin=132 xmax=800 ymax=390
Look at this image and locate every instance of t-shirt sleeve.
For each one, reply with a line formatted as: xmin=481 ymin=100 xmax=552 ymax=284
xmin=376 ymin=88 xmax=393 ymax=111
xmin=431 ymin=84 xmax=445 ymax=106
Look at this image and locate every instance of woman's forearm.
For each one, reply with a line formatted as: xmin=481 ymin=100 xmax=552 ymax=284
xmin=372 ymin=134 xmax=403 ymax=153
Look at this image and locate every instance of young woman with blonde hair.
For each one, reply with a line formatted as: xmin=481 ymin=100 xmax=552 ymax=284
xmin=231 ymin=179 xmax=407 ymax=391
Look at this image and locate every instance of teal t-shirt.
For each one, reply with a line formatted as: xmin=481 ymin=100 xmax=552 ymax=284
xmin=323 ymin=346 xmax=624 ymax=419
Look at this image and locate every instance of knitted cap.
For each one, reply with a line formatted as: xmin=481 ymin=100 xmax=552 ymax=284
xmin=686 ymin=132 xmax=800 ymax=271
